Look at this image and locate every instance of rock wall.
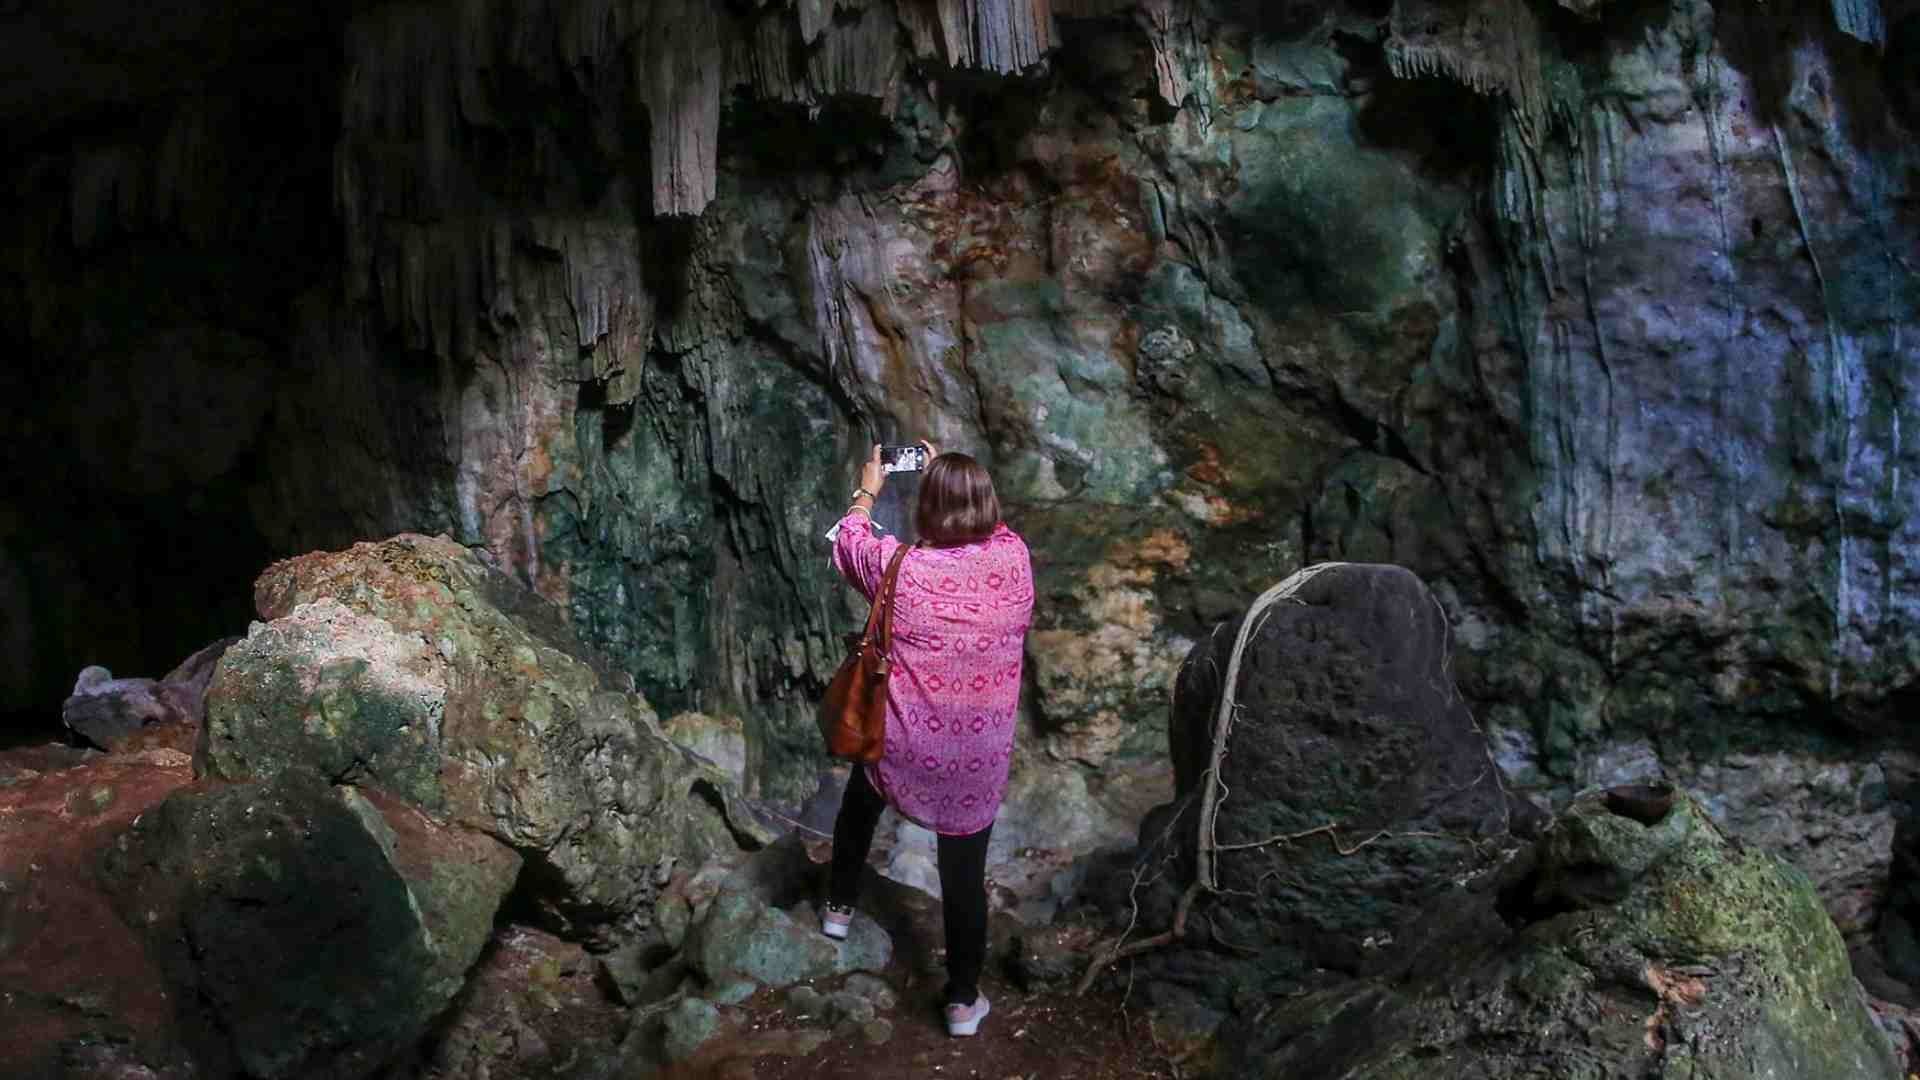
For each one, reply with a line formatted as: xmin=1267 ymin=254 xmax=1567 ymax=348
xmin=4 ymin=0 xmax=1916 ymax=863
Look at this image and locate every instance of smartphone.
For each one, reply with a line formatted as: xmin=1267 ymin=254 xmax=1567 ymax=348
xmin=880 ymin=444 xmax=929 ymax=473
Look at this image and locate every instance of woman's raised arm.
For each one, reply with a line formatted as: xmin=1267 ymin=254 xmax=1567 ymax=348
xmin=831 ymin=443 xmax=897 ymax=601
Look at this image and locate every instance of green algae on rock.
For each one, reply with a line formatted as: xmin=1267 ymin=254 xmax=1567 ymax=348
xmin=1228 ymin=789 xmax=1901 ymax=1079
xmin=97 ymin=772 xmax=520 ymax=1080
xmin=203 ymin=533 xmax=773 ymax=937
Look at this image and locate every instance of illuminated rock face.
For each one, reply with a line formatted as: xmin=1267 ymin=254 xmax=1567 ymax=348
xmin=1 ymin=0 xmax=1915 ymax=929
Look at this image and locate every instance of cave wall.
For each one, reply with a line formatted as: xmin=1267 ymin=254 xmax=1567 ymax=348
xmin=5 ymin=0 xmax=1916 ymax=873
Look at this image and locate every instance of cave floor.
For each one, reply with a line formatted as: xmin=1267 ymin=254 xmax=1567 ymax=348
xmin=662 ymin=840 xmax=1189 ymax=1079
xmin=670 ymin=974 xmax=1184 ymax=1079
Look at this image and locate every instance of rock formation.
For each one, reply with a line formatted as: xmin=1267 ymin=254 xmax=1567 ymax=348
xmin=59 ymin=639 xmax=236 ymax=754
xmin=205 ymin=533 xmax=774 ymax=937
xmin=5 ymin=533 xmax=777 ymax=1077
xmin=0 ymin=0 xmax=1915 ymax=1068
xmin=1157 ymin=562 xmax=1531 ymax=972
xmin=0 ymin=748 xmax=195 ymax=1079
xmin=99 ymin=773 xmax=522 ymax=1080
xmin=8 ymin=0 xmax=1912 ymax=846
xmin=1229 ymin=787 xmax=1903 ymax=1079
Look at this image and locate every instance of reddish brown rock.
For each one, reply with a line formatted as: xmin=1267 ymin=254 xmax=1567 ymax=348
xmin=0 ymin=747 xmax=195 ymax=1078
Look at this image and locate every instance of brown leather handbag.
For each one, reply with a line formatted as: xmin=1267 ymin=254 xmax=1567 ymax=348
xmin=818 ymin=544 xmax=912 ymax=763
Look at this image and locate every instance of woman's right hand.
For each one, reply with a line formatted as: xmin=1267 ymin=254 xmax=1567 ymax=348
xmin=859 ymin=444 xmax=885 ymax=497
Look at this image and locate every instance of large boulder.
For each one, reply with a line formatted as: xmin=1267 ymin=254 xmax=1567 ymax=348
xmin=97 ymin=772 xmax=521 ymax=1080
xmin=1231 ymin=787 xmax=1903 ymax=1079
xmin=1156 ymin=562 xmax=1528 ymax=971
xmin=201 ymin=533 xmax=773 ymax=936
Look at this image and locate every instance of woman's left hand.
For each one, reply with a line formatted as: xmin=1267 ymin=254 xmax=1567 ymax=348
xmin=859 ymin=444 xmax=885 ymax=498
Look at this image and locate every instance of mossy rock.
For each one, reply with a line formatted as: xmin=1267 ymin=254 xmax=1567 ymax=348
xmin=1227 ymin=788 xmax=1902 ymax=1079
xmin=204 ymin=534 xmax=772 ymax=939
xmin=97 ymin=773 xmax=519 ymax=1080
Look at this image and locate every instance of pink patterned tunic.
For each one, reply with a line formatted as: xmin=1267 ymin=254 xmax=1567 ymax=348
xmin=831 ymin=513 xmax=1034 ymax=836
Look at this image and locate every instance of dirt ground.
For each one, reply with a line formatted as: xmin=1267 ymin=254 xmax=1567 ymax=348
xmin=655 ymin=839 xmax=1204 ymax=1079
xmin=1 ymin=736 xmax=1201 ymax=1079
xmin=666 ymin=972 xmax=1193 ymax=1080
xmin=438 ymin=912 xmax=1203 ymax=1080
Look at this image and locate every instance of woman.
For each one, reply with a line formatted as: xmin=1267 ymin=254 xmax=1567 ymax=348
xmin=825 ymin=441 xmax=1034 ymax=1038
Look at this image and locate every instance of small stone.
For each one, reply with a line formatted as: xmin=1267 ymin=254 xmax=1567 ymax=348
xmin=841 ymin=972 xmax=897 ymax=1010
xmin=860 ymin=1017 xmax=894 ymax=1046
xmin=765 ymin=1028 xmax=831 ymax=1056
xmin=826 ymin=990 xmax=875 ymax=1025
xmin=786 ymin=985 xmax=825 ymax=1015
xmin=655 ymin=895 xmax=693 ymax=950
xmin=662 ymin=997 xmax=723 ymax=1062
xmin=1010 ymin=924 xmax=1099 ymax=990
xmin=709 ymin=977 xmax=758 ymax=1005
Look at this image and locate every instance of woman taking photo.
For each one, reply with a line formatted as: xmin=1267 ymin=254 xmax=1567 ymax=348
xmin=824 ymin=442 xmax=1034 ymax=1038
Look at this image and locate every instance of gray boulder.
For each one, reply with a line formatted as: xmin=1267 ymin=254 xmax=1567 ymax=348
xmin=60 ymin=639 xmax=238 ymax=754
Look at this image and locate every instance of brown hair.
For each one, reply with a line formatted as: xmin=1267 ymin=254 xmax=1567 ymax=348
xmin=915 ymin=453 xmax=1002 ymax=547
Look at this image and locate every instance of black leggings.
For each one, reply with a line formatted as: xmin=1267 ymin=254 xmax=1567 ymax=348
xmin=829 ymin=764 xmax=992 ymax=1006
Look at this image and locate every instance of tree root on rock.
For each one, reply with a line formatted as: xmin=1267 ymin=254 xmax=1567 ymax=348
xmin=1074 ymin=880 xmax=1202 ymax=996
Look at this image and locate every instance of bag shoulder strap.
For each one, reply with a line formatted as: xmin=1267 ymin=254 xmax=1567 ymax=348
xmin=873 ymin=544 xmax=913 ymax=653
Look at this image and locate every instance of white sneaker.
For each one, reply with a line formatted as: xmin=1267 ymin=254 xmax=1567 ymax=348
xmin=945 ymin=993 xmax=990 ymax=1037
xmin=821 ymin=902 xmax=853 ymax=940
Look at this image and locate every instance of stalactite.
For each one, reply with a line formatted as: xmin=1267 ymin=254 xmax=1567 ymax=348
xmin=735 ymin=10 xmax=812 ymax=105
xmin=1051 ymin=0 xmax=1132 ymax=15
xmin=792 ymin=0 xmax=834 ymax=44
xmin=904 ymin=0 xmax=1056 ymax=73
xmin=1140 ymin=0 xmax=1200 ymax=109
xmin=639 ymin=0 xmax=723 ymax=216
xmin=1386 ymin=0 xmax=1547 ymax=137
xmin=1831 ymin=0 xmax=1886 ymax=45
xmin=530 ymin=218 xmax=656 ymax=406
xmin=67 ymin=97 xmax=233 ymax=253
xmin=804 ymin=196 xmax=898 ymax=411
xmin=153 ymin=99 xmax=220 ymax=244
xmin=1695 ymin=34 xmax=1743 ymax=573
xmin=806 ymin=199 xmax=866 ymax=380
xmin=808 ymin=1 xmax=906 ymax=106
xmin=555 ymin=0 xmax=647 ymax=94
xmin=1773 ymin=122 xmax=1857 ymax=701
xmin=897 ymin=0 xmax=945 ymax=60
